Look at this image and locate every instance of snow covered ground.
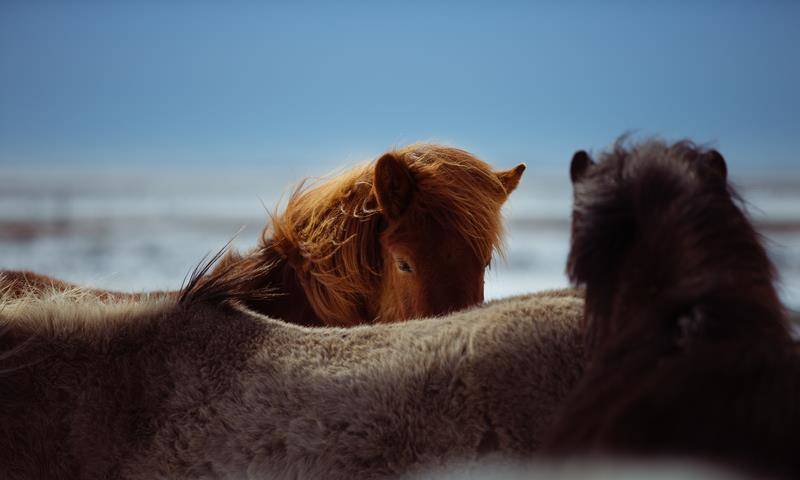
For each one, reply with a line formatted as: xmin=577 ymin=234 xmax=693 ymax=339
xmin=1 ymin=167 xmax=799 ymax=320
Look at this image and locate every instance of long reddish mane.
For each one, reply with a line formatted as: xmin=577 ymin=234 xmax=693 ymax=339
xmin=182 ymin=143 xmax=512 ymax=325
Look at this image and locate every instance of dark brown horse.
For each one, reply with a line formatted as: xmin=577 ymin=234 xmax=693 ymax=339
xmin=2 ymin=143 xmax=525 ymax=327
xmin=544 ymin=139 xmax=800 ymax=478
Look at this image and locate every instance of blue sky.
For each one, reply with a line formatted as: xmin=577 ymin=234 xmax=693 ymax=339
xmin=1 ymin=1 xmax=798 ymax=169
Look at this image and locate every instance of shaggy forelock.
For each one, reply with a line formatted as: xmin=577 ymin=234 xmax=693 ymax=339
xmin=396 ymin=143 xmax=509 ymax=262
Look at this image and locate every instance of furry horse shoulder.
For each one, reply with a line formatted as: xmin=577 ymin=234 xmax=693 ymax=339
xmin=2 ymin=143 xmax=525 ymax=328
xmin=0 ymin=287 xmax=584 ymax=479
xmin=544 ymin=138 xmax=800 ymax=479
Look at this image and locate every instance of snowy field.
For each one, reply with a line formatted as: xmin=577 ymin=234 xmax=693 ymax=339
xmin=1 ymin=167 xmax=799 ymax=321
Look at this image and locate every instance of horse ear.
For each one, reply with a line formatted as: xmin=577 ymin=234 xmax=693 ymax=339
xmin=373 ymin=152 xmax=415 ymax=221
xmin=496 ymin=164 xmax=526 ymax=196
xmin=570 ymin=150 xmax=594 ymax=183
xmin=699 ymin=149 xmax=727 ymax=181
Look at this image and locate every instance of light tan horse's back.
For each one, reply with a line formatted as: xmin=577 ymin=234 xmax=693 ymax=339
xmin=0 ymin=288 xmax=583 ymax=479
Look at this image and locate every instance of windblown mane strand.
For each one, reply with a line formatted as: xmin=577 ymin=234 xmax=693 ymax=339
xmin=175 ymin=165 xmax=385 ymax=320
xmin=178 ymin=241 xmax=282 ymax=307
xmin=268 ymin=164 xmax=384 ymax=324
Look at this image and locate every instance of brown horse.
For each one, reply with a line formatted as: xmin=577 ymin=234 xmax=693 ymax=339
xmin=2 ymin=143 xmax=525 ymax=327
xmin=0 ymin=281 xmax=584 ymax=479
xmin=543 ymin=139 xmax=800 ymax=478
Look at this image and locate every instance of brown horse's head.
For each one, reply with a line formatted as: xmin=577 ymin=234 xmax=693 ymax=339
xmin=271 ymin=143 xmax=524 ymax=325
xmin=371 ymin=144 xmax=524 ymax=321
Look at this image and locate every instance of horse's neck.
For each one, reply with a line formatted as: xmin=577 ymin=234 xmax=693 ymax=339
xmin=229 ymin=246 xmax=325 ymax=327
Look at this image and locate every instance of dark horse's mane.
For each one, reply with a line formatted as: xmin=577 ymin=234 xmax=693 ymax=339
xmin=177 ymin=237 xmax=280 ymax=307
xmin=567 ymin=139 xmax=786 ymax=350
xmin=545 ymin=138 xmax=799 ymax=478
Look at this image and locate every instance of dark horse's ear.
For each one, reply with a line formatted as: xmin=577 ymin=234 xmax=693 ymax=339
xmin=374 ymin=152 xmax=415 ymax=221
xmin=570 ymin=150 xmax=594 ymax=183
xmin=699 ymin=149 xmax=727 ymax=181
xmin=496 ymin=163 xmax=526 ymax=196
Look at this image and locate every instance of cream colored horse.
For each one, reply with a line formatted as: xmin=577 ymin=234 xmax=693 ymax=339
xmin=0 ymin=287 xmax=583 ymax=480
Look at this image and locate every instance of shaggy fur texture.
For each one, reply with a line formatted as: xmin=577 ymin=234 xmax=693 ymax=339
xmin=0 ymin=288 xmax=584 ymax=479
xmin=543 ymin=139 xmax=800 ymax=478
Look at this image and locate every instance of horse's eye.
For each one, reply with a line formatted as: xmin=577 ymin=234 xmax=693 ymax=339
xmin=396 ymin=259 xmax=413 ymax=273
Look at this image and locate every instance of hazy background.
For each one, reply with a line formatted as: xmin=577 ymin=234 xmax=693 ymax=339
xmin=1 ymin=1 xmax=798 ymax=314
